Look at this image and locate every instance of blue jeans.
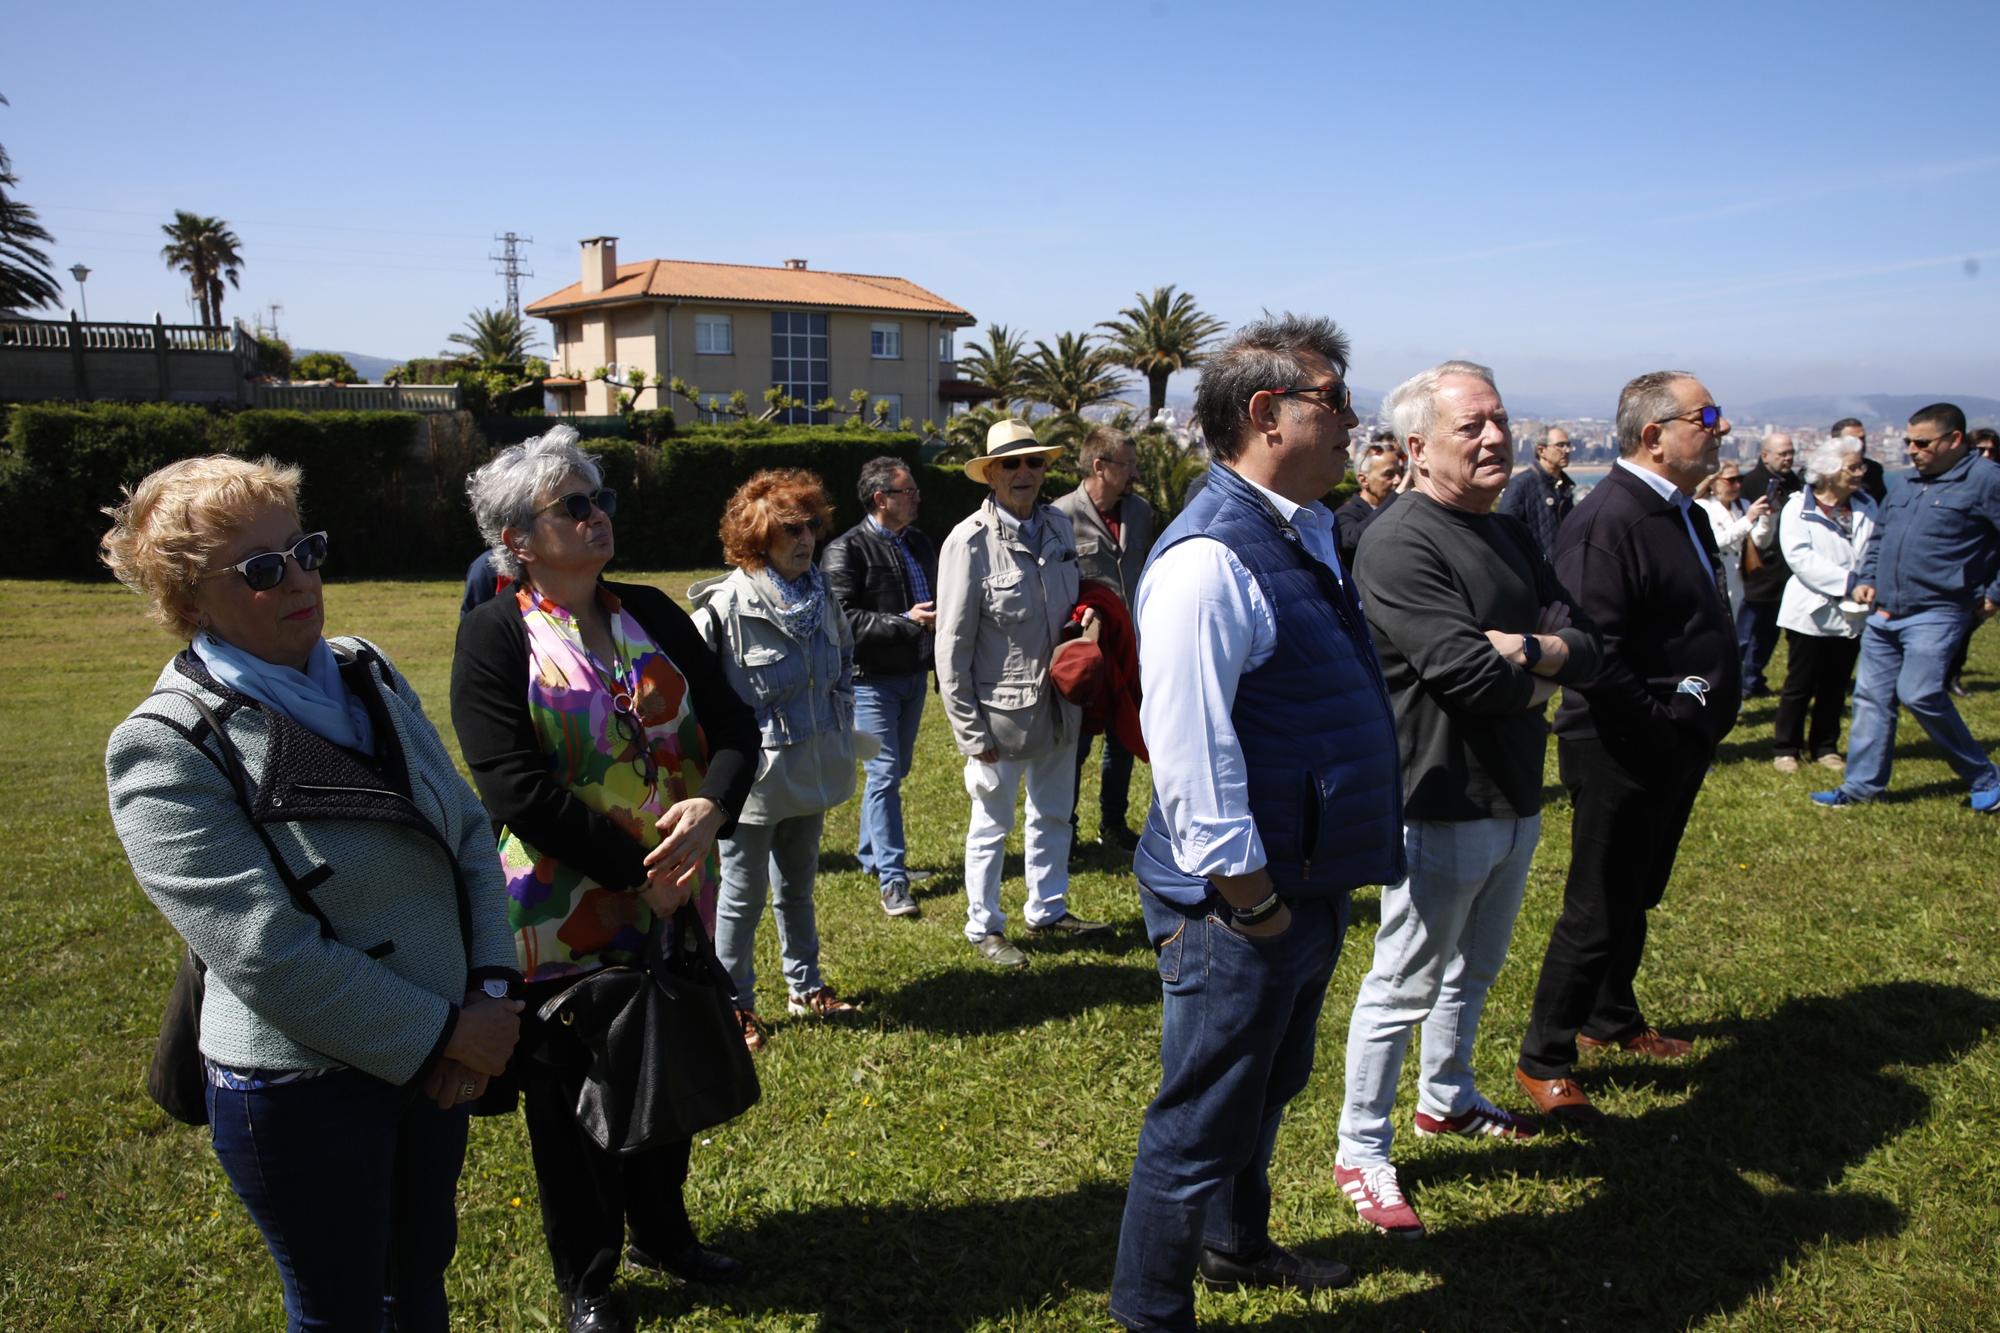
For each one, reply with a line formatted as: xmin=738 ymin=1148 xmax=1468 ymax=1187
xmin=1840 ymin=607 xmax=2000 ymax=801
xmin=1737 ymin=599 xmax=1781 ymax=693
xmin=1339 ymin=816 xmax=1538 ymax=1167
xmin=854 ymin=673 xmax=926 ymax=889
xmin=207 ymin=1070 xmax=469 ymax=1332
xmin=715 ymin=812 xmax=826 ymax=1008
xmin=1111 ymin=891 xmax=1346 ymax=1332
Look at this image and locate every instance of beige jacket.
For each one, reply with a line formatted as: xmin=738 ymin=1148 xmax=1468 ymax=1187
xmin=1052 ymin=485 xmax=1156 ymax=606
xmin=935 ymin=498 xmax=1082 ymax=760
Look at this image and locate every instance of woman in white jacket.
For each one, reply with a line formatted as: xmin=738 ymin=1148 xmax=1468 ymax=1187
xmin=1694 ymin=461 xmax=1773 ymax=620
xmin=1772 ymin=438 xmax=1877 ymax=773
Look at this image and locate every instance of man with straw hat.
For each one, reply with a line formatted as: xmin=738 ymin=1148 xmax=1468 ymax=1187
xmin=936 ymin=419 xmax=1112 ymax=968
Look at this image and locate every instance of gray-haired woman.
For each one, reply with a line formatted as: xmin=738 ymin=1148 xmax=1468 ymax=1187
xmin=449 ymin=426 xmax=761 ymax=1332
xmin=1772 ymin=437 xmax=1877 ymax=772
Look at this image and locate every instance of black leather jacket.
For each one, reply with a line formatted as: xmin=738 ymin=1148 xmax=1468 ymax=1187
xmin=821 ymin=518 xmax=939 ymax=679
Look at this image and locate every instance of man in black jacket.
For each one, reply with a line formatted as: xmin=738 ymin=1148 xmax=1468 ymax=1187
xmin=1736 ymin=432 xmax=1801 ymax=696
xmin=821 ymin=457 xmax=939 ymax=919
xmin=1514 ymin=371 xmax=1743 ymax=1128
xmin=1496 ymin=426 xmax=1575 ymax=559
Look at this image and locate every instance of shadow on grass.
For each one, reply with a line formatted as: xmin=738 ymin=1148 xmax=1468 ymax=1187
xmin=1251 ymin=979 xmax=2000 ymax=1331
xmin=871 ymin=960 xmax=1158 ymax=1036
xmin=627 ymin=1182 xmax=1128 ymax=1333
xmin=622 ymin=980 xmax=1993 ymax=1331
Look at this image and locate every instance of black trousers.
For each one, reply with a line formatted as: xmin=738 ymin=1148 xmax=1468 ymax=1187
xmin=1772 ymin=630 xmax=1862 ymax=758
xmin=519 ymin=977 xmax=698 ymax=1299
xmin=1518 ymin=734 xmax=1711 ymax=1079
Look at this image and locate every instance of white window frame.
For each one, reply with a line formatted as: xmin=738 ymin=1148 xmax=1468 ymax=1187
xmin=938 ymin=329 xmax=954 ymax=362
xmin=695 ymin=313 xmax=732 ymax=355
xmin=871 ymin=321 xmax=902 ymax=360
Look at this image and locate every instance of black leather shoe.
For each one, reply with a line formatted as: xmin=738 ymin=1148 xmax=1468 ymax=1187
xmin=1196 ymin=1241 xmax=1353 ymax=1292
xmin=568 ymin=1289 xmax=633 ymax=1333
xmin=628 ymin=1241 xmax=747 ymax=1286
xmin=1105 ymin=825 xmax=1141 ymax=851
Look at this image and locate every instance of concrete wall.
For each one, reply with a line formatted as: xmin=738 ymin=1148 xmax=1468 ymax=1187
xmin=0 ymin=316 xmax=252 ymax=404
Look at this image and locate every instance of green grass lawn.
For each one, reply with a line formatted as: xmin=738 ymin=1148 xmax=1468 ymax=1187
xmin=3 ymin=572 xmax=1997 ymax=1331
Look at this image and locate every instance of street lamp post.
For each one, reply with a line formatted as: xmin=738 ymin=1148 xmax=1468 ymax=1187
xmin=69 ymin=264 xmax=91 ymax=322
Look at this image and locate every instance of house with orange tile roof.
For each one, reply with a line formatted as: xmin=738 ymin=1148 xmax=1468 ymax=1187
xmin=526 ymin=237 xmax=981 ymax=423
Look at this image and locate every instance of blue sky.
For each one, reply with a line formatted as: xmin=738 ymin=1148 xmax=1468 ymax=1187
xmin=6 ymin=0 xmax=1995 ymax=412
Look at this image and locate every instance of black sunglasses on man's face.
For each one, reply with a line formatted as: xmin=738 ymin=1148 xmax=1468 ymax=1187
xmin=1269 ymin=382 xmax=1354 ymax=414
xmin=998 ymin=455 xmax=1049 ymax=472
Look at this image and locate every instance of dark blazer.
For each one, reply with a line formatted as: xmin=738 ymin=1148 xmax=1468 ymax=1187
xmin=449 ymin=580 xmax=759 ymax=890
xmin=1551 ymin=464 xmax=1742 ymax=757
xmin=820 ymin=519 xmax=939 ymax=679
xmin=1496 ymin=462 xmax=1575 ymax=559
xmin=1739 ymin=462 xmax=1805 ymax=603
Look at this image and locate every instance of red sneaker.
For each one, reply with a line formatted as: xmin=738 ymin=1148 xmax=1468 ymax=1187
xmin=1334 ymin=1162 xmax=1425 ymax=1238
xmin=1412 ymin=1098 xmax=1539 ymax=1140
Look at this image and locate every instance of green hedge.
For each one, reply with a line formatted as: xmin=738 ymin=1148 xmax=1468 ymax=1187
xmin=0 ymin=403 xmax=1090 ymax=579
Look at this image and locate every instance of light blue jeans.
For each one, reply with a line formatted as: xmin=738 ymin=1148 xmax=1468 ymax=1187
xmin=1840 ymin=608 xmax=2000 ymax=802
xmin=853 ymin=673 xmax=926 ymax=890
xmin=1338 ymin=815 xmax=1540 ymax=1167
xmin=714 ymin=812 xmax=825 ymax=1010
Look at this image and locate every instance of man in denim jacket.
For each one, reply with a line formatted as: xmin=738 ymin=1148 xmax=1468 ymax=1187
xmin=1813 ymin=402 xmax=2000 ymax=810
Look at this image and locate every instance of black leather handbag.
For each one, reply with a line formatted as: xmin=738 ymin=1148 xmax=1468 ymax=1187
xmin=146 ymin=946 xmax=209 ymax=1125
xmin=536 ymin=904 xmax=760 ymax=1156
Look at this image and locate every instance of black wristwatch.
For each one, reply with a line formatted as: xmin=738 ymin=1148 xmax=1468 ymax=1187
xmin=1519 ymin=633 xmax=1542 ymax=670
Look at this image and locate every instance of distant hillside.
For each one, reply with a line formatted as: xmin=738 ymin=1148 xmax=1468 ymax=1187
xmin=1741 ymin=393 xmax=2000 ymax=427
xmin=295 ymin=350 xmax=403 ymax=382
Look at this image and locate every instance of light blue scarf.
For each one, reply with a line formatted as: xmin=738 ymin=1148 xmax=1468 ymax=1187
xmin=193 ymin=632 xmax=376 ymax=755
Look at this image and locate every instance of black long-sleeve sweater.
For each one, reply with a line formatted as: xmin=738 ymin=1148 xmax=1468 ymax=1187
xmin=1354 ymin=491 xmax=1600 ymax=821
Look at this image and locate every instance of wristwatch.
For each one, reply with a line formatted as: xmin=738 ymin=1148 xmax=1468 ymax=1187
xmin=1519 ymin=634 xmax=1542 ymax=669
xmin=480 ymin=978 xmax=511 ymax=1000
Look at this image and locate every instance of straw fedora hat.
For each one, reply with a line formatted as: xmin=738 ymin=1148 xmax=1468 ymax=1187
xmin=965 ymin=419 xmax=1064 ymax=486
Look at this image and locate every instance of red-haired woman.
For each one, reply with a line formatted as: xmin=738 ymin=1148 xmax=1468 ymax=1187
xmin=690 ymin=469 xmax=861 ymax=1050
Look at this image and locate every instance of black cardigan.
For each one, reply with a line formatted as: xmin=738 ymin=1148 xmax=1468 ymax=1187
xmin=1551 ymin=464 xmax=1743 ymax=755
xmin=449 ymin=580 xmax=759 ymax=891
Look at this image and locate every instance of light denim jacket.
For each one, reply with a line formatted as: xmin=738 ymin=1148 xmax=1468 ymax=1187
xmin=689 ymin=569 xmax=856 ymax=824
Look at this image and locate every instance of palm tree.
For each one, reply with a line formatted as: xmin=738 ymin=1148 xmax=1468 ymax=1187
xmin=959 ymin=323 xmax=1033 ymax=409
xmin=1023 ymin=331 xmax=1129 ymax=416
xmin=0 ymin=93 xmax=60 ymax=314
xmin=159 ymin=211 xmax=244 ymax=327
xmin=446 ymin=307 xmax=541 ymax=365
xmin=1097 ymin=285 xmax=1228 ymax=423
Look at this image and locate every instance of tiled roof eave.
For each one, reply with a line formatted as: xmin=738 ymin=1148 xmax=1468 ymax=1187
xmin=528 ymin=291 xmax=971 ymax=321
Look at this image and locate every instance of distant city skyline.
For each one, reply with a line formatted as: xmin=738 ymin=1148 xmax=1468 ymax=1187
xmin=6 ymin=1 xmax=1995 ymax=407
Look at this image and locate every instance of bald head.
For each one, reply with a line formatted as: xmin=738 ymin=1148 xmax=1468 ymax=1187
xmin=1761 ymin=432 xmax=1795 ymax=473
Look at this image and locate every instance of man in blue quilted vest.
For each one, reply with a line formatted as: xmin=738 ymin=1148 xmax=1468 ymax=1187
xmin=1110 ymin=314 xmax=1404 ymax=1331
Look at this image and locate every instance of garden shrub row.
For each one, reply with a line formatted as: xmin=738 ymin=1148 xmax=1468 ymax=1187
xmin=0 ymin=404 xmax=1039 ymax=579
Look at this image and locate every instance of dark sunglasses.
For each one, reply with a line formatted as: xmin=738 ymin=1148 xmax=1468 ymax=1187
xmin=607 ymin=694 xmax=659 ymax=786
xmin=1653 ymin=405 xmax=1724 ymax=431
xmin=997 ymin=455 xmax=1050 ymax=472
xmin=780 ymin=516 xmax=826 ymax=538
xmin=203 ymin=531 xmax=329 ymax=592
xmin=538 ymin=488 xmax=618 ymax=522
xmin=1270 ymin=382 xmax=1355 ymax=414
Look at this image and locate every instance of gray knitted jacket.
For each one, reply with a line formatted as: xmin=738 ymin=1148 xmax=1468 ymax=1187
xmin=106 ymin=639 xmax=516 ymax=1086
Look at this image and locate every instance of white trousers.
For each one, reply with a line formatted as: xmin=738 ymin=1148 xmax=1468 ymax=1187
xmin=961 ymin=742 xmax=1077 ymax=941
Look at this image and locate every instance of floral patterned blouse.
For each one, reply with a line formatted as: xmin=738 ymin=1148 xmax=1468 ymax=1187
xmin=498 ymin=585 xmax=719 ymax=982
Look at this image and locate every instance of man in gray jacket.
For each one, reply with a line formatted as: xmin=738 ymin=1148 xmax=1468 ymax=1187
xmin=937 ymin=420 xmax=1111 ymax=967
xmin=1052 ymin=425 xmax=1155 ymax=850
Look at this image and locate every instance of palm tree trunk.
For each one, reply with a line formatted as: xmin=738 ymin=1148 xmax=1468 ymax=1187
xmin=1149 ymin=368 xmax=1169 ymax=422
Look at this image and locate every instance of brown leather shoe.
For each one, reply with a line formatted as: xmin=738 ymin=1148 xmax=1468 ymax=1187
xmin=1513 ymin=1067 xmax=1606 ymax=1127
xmin=1576 ymin=1027 xmax=1692 ymax=1059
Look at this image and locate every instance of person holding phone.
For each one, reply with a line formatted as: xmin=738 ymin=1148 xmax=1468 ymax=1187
xmin=1737 ymin=434 xmax=1804 ymax=696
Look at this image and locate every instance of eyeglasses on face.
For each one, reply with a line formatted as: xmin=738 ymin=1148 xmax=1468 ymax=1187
xmin=203 ymin=531 xmax=329 ymax=592
xmin=1270 ymin=382 xmax=1355 ymax=414
xmin=538 ymin=488 xmax=618 ymax=522
xmin=1653 ymin=405 xmax=1725 ymax=431
xmin=879 ymin=486 xmax=921 ymax=497
xmin=780 ymin=516 xmax=826 ymax=538
xmin=997 ymin=455 xmax=1050 ymax=472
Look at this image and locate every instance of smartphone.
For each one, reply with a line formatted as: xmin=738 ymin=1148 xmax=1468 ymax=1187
xmin=1764 ymin=479 xmax=1783 ymax=505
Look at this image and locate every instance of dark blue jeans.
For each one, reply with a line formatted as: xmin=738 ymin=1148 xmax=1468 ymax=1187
xmin=1111 ymin=890 xmax=1346 ymax=1332
xmin=1072 ymin=731 xmax=1138 ymax=837
xmin=207 ymin=1070 xmax=470 ymax=1332
xmin=854 ymin=672 xmax=927 ymax=889
xmin=1737 ymin=599 xmax=1781 ymax=693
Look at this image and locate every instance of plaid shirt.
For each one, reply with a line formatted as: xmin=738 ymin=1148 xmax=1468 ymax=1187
xmin=869 ymin=516 xmax=931 ymax=611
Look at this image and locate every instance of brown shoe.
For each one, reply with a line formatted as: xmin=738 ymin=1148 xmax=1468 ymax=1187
xmin=786 ymin=985 xmax=860 ymax=1018
xmin=1577 ymin=1027 xmax=1692 ymax=1059
xmin=1513 ymin=1067 xmax=1606 ymax=1127
xmin=736 ymin=1007 xmax=769 ymax=1053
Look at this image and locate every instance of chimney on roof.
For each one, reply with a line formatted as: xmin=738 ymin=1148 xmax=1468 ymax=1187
xmin=580 ymin=236 xmax=619 ymax=295
xmin=783 ymin=258 xmax=808 ymax=270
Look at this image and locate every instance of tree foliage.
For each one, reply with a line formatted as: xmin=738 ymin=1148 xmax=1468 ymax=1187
xmin=959 ymin=323 xmax=1033 ymax=409
xmin=159 ymin=211 xmax=244 ymax=328
xmin=1097 ymin=285 xmax=1227 ymax=423
xmin=1024 ymin=331 xmax=1130 ymax=416
xmin=446 ymin=307 xmax=541 ymax=365
xmin=292 ymin=351 xmax=359 ymax=383
xmin=0 ymin=93 xmax=60 ymax=314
